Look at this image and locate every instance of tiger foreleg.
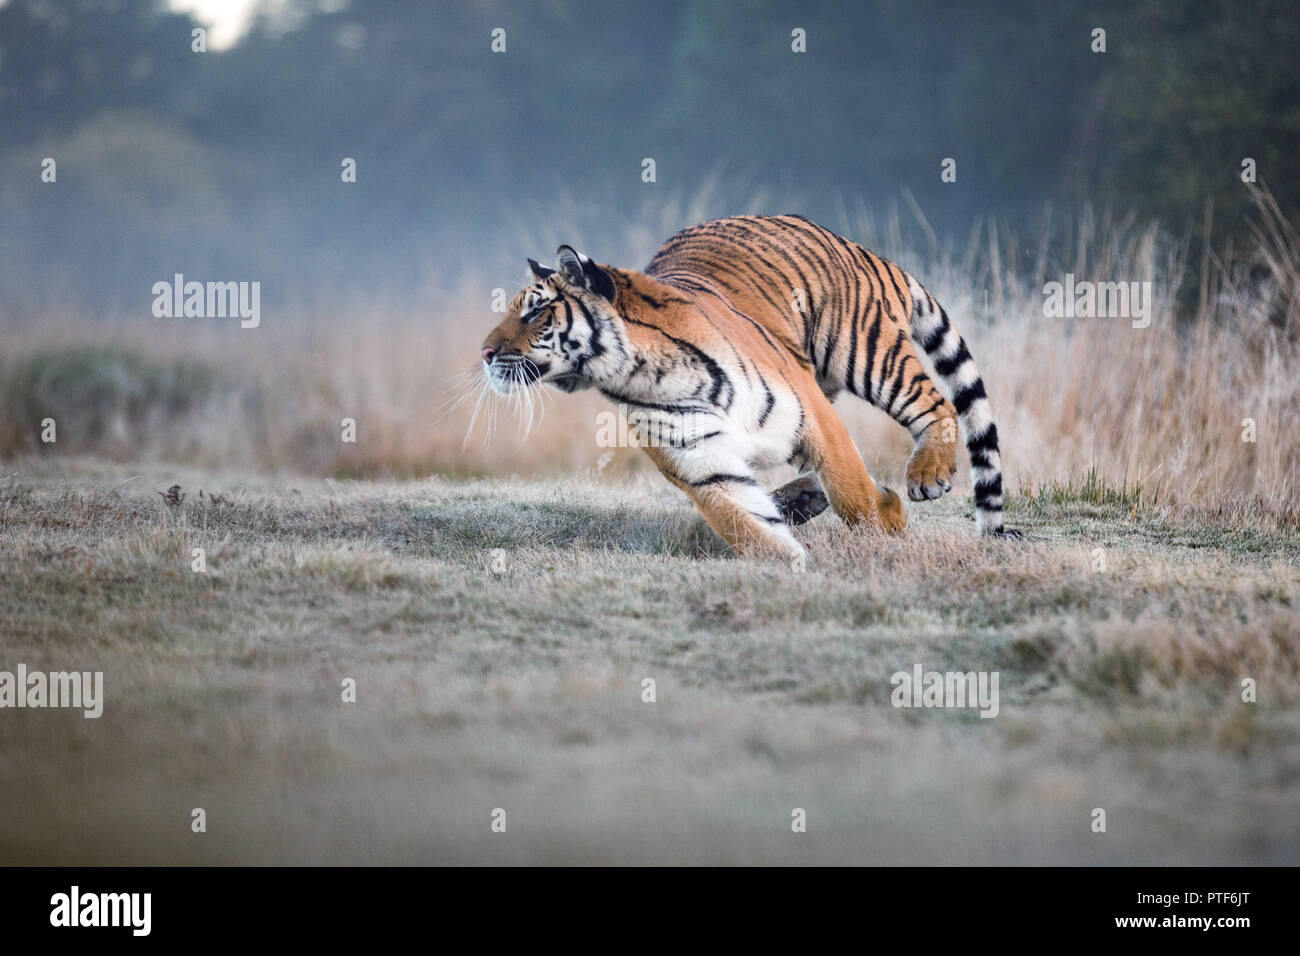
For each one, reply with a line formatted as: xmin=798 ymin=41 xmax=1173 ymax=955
xmin=643 ymin=447 xmax=806 ymax=561
xmin=683 ymin=480 xmax=807 ymax=560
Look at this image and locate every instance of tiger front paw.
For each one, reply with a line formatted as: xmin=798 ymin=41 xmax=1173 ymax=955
xmin=772 ymin=473 xmax=830 ymax=526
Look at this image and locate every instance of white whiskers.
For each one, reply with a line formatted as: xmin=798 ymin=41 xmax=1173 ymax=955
xmin=437 ymin=359 xmax=549 ymax=452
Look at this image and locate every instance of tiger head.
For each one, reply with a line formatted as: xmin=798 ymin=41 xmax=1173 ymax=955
xmin=480 ymin=246 xmax=626 ymax=395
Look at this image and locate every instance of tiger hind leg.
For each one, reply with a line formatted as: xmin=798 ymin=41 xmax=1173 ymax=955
xmin=802 ymin=392 xmax=907 ymax=534
xmin=904 ymin=416 xmax=960 ymax=502
xmin=834 ymin=284 xmax=959 ymax=503
xmin=867 ymin=323 xmax=960 ymax=503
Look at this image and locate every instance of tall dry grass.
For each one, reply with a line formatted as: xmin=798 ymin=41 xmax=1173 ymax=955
xmin=2 ymin=190 xmax=1296 ymax=520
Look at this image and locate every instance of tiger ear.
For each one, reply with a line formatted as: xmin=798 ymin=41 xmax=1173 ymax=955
xmin=556 ymin=246 xmax=586 ymax=286
xmin=528 ymin=258 xmax=555 ymax=280
xmin=556 ymin=245 xmax=616 ymax=302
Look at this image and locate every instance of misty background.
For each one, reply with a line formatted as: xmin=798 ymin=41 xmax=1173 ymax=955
xmin=2 ymin=0 xmax=1297 ymax=320
xmin=2 ymin=1 xmax=1297 ymax=875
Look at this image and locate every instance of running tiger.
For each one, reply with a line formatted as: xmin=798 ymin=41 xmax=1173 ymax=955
xmin=480 ymin=214 xmax=1018 ymax=559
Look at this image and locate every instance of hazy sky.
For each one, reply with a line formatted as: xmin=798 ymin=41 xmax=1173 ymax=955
xmin=168 ymin=0 xmax=335 ymax=50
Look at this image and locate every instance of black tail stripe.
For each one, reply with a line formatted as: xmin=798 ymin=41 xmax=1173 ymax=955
xmin=934 ymin=342 xmax=972 ymax=378
xmin=966 ymin=424 xmax=1000 ymax=454
xmin=953 ymin=379 xmax=987 ymax=414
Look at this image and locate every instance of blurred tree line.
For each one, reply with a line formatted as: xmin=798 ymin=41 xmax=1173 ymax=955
xmin=0 ymin=0 xmax=1295 ymax=312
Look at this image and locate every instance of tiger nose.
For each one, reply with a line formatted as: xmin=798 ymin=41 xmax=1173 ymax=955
xmin=481 ymin=347 xmax=496 ymax=364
